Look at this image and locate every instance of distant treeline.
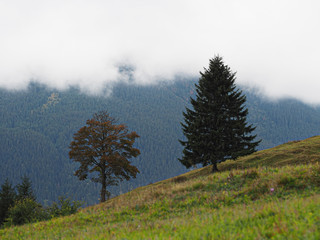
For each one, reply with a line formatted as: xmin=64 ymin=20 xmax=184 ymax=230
xmin=0 ymin=176 xmax=81 ymax=227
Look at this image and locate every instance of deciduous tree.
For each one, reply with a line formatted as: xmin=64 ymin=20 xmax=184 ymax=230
xmin=69 ymin=111 xmax=140 ymax=202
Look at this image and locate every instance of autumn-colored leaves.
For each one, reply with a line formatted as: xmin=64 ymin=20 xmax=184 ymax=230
xmin=69 ymin=111 xmax=140 ymax=203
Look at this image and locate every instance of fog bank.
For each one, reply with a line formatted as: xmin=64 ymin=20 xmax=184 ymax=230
xmin=0 ymin=0 xmax=319 ymax=103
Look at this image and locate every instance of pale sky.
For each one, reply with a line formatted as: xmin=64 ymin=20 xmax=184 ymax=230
xmin=0 ymin=0 xmax=319 ymax=104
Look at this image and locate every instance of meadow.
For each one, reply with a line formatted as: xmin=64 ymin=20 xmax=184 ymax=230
xmin=1 ymin=136 xmax=320 ymax=239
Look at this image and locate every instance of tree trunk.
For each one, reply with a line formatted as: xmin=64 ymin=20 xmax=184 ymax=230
xmin=211 ymin=162 xmax=219 ymax=173
xmin=100 ymin=173 xmax=106 ymax=203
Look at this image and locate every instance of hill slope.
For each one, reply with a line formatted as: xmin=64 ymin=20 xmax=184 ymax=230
xmin=1 ymin=136 xmax=319 ymax=239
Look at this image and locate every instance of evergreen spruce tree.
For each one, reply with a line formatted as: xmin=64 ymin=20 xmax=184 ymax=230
xmin=179 ymin=56 xmax=260 ymax=172
xmin=0 ymin=179 xmax=17 ymax=225
xmin=16 ymin=176 xmax=36 ymax=202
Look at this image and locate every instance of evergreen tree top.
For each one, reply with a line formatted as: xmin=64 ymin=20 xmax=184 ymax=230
xmin=16 ymin=176 xmax=36 ymax=201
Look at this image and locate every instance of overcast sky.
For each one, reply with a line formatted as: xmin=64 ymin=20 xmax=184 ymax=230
xmin=0 ymin=0 xmax=319 ymax=103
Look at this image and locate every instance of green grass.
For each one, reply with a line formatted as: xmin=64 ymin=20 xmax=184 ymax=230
xmin=1 ymin=136 xmax=320 ymax=239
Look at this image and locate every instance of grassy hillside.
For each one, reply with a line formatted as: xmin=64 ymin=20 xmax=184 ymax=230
xmin=1 ymin=136 xmax=320 ymax=239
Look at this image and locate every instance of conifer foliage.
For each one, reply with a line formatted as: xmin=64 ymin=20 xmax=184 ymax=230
xmin=69 ymin=111 xmax=140 ymax=203
xmin=179 ymin=56 xmax=260 ymax=172
xmin=0 ymin=179 xmax=16 ymax=225
xmin=0 ymin=177 xmax=82 ymax=227
xmin=16 ymin=175 xmax=36 ymax=202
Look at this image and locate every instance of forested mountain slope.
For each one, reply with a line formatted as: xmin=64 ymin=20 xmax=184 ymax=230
xmin=1 ymin=80 xmax=320 ymax=205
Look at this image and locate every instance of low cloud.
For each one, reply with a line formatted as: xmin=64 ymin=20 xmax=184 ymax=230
xmin=0 ymin=0 xmax=319 ymax=103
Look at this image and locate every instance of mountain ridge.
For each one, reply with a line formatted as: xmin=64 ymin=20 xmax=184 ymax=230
xmin=1 ymin=80 xmax=320 ymax=204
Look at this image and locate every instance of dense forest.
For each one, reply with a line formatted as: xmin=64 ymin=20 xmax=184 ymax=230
xmin=1 ymin=80 xmax=320 ymax=205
